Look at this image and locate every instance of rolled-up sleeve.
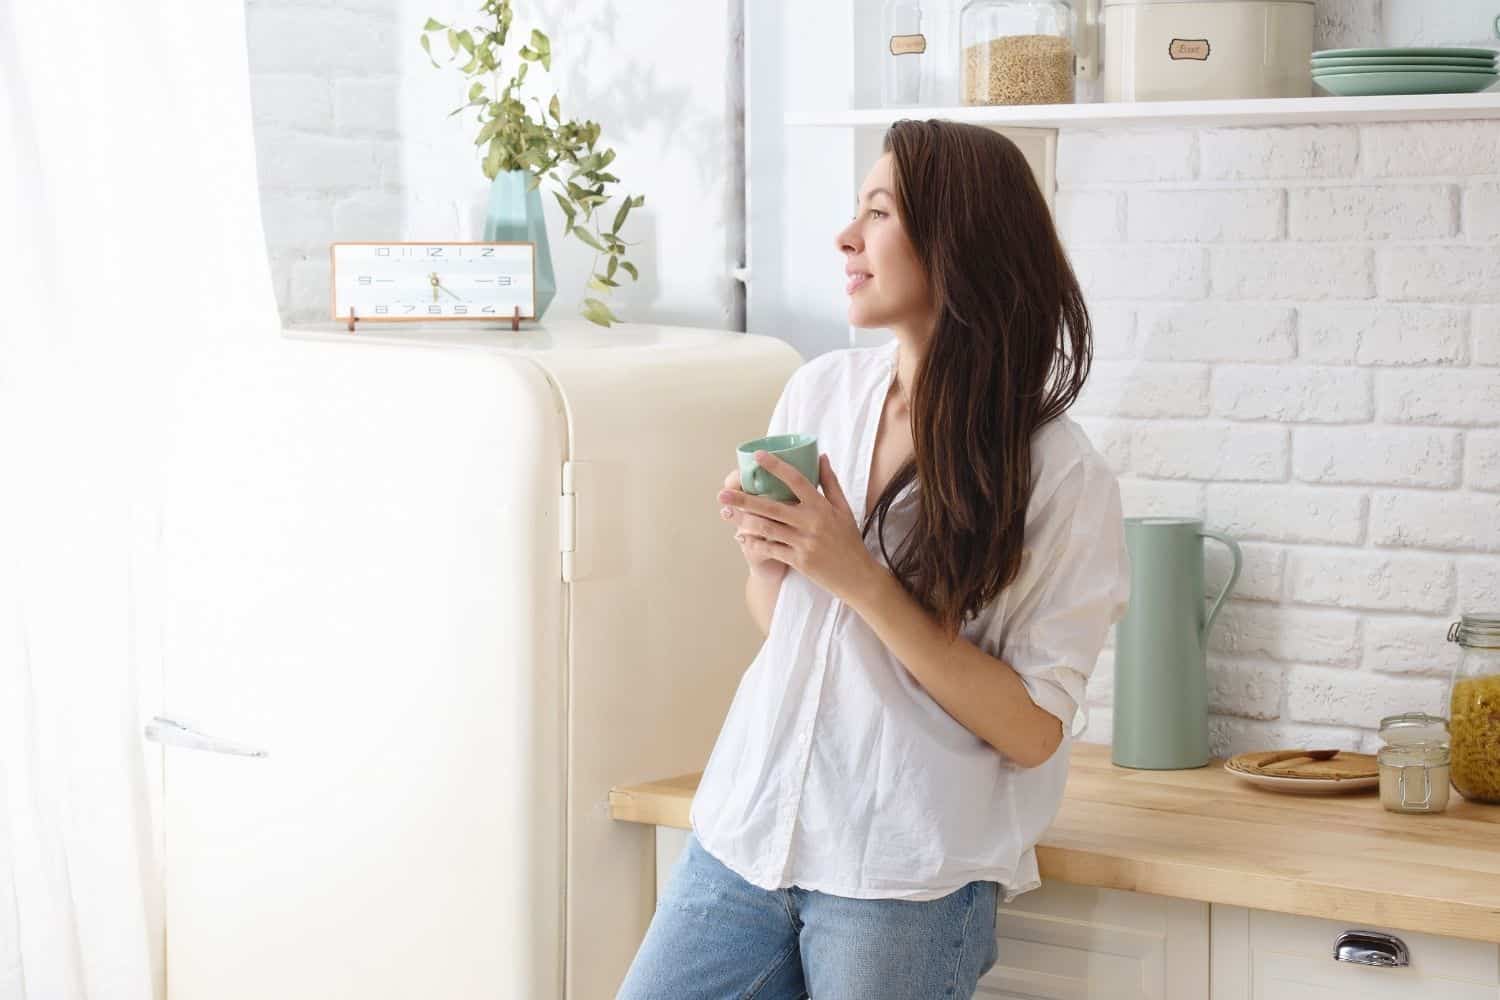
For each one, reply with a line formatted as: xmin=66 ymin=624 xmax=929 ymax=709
xmin=1001 ymin=459 xmax=1131 ymax=739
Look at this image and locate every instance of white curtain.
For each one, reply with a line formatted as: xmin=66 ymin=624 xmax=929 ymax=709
xmin=0 ymin=0 xmax=278 ymax=996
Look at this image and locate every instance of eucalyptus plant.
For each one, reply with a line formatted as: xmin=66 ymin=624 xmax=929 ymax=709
xmin=420 ymin=0 xmax=644 ymax=326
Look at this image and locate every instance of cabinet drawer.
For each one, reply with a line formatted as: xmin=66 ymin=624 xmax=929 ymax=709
xmin=1210 ymin=905 xmax=1500 ymax=1000
xmin=980 ymin=881 xmax=1208 ymax=999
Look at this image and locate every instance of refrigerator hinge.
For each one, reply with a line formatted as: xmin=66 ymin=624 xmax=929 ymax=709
xmin=560 ymin=461 xmax=578 ymax=582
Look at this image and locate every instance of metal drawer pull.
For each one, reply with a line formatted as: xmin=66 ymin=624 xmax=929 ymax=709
xmin=143 ymin=716 xmax=268 ymax=758
xmin=1333 ymin=930 xmax=1409 ymax=968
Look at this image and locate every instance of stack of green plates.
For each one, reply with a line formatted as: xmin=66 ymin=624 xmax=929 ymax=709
xmin=1311 ymin=47 xmax=1498 ymax=96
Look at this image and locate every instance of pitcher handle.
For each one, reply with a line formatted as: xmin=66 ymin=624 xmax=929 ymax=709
xmin=1198 ymin=529 xmax=1242 ymax=645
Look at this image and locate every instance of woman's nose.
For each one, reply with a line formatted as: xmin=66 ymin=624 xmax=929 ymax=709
xmin=835 ymin=221 xmax=860 ymax=255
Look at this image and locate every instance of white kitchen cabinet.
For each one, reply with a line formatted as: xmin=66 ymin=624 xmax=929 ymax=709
xmin=981 ymin=880 xmax=1208 ymax=999
xmin=1209 ymin=904 xmax=1500 ymax=999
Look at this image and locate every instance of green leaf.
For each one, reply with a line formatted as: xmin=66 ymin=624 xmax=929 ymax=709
xmin=552 ymin=191 xmax=576 ymax=220
xmin=620 ymin=261 xmax=638 ymax=281
xmin=573 ymin=227 xmax=607 ymax=252
xmin=531 ymin=29 xmax=548 ymax=53
xmin=632 ymin=194 xmax=645 ymax=208
xmin=606 ymin=255 xmax=618 ymax=279
xmin=570 ymin=226 xmax=606 ymax=251
xmin=475 ymin=119 xmax=499 ymax=145
xmin=548 ymin=95 xmax=560 ymax=121
xmin=518 ymin=61 xmax=529 ymax=83
xmin=419 ymin=33 xmax=439 ymax=66
xmin=587 ymin=275 xmax=610 ymax=292
xmin=581 ymin=297 xmax=618 ymax=327
xmin=518 ymin=45 xmax=535 ymax=60
xmin=468 ymin=81 xmax=485 ymax=102
xmin=423 ymin=17 xmax=446 ymax=31
xmin=447 ymin=28 xmax=459 ymax=53
xmin=540 ymin=51 xmax=551 ymax=71
xmin=458 ymin=30 xmax=475 ymax=54
xmin=611 ymin=198 xmax=632 ymax=234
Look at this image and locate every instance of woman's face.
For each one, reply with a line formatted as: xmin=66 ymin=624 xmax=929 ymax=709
xmin=834 ymin=153 xmax=933 ymax=333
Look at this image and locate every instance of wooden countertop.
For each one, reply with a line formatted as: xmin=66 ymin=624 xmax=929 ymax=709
xmin=609 ymin=741 xmax=1500 ymax=944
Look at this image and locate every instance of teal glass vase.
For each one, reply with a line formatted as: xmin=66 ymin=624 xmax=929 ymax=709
xmin=483 ymin=169 xmax=555 ymax=320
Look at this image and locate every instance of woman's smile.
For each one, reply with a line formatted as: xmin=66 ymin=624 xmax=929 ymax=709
xmin=845 ymin=270 xmax=871 ymax=295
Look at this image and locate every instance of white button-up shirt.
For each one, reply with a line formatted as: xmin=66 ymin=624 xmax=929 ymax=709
xmin=690 ymin=339 xmax=1131 ymax=902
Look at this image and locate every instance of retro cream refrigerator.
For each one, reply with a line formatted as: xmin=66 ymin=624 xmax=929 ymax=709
xmin=151 ymin=321 xmax=800 ymax=999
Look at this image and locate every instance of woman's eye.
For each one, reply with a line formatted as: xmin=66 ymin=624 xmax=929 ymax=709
xmin=868 ymin=209 xmax=886 ymax=219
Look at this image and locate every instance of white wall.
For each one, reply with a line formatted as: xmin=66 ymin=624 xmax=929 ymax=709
xmin=247 ymin=0 xmax=743 ymax=330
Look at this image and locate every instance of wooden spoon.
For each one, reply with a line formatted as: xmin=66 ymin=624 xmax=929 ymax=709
xmin=1255 ymin=748 xmax=1340 ymax=774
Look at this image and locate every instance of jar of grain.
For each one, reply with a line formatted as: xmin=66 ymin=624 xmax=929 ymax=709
xmin=1447 ymin=613 xmax=1500 ymax=804
xmin=1376 ymin=714 xmax=1450 ymax=814
xmin=960 ymin=0 xmax=1076 ymax=106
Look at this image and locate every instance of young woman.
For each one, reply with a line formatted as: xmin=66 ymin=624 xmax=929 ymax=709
xmin=616 ymin=119 xmax=1132 ymax=1000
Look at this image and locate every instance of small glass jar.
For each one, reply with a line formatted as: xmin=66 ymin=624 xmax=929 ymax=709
xmin=1447 ymin=613 xmax=1500 ymax=803
xmin=882 ymin=0 xmax=926 ymax=107
xmin=960 ymin=0 xmax=1075 ymax=106
xmin=1378 ymin=742 xmax=1451 ymax=814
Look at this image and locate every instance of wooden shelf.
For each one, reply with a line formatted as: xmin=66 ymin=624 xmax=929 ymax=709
xmin=785 ymin=90 xmax=1500 ymax=131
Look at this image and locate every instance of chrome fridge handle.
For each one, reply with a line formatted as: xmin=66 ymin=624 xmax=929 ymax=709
xmin=143 ymin=716 xmax=268 ymax=758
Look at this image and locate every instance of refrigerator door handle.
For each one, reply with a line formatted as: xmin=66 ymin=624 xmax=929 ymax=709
xmin=143 ymin=716 xmax=269 ymax=758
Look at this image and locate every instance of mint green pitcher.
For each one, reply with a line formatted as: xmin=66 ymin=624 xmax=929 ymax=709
xmin=1112 ymin=517 xmax=1242 ymax=770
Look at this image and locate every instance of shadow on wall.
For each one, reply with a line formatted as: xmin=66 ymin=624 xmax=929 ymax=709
xmin=246 ymin=0 xmax=406 ymax=325
xmin=527 ymin=0 xmax=740 ymax=325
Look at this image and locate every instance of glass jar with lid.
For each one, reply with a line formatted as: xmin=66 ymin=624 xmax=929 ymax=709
xmin=960 ymin=0 xmax=1076 ymax=106
xmin=882 ymin=0 xmax=927 ymax=107
xmin=1447 ymin=613 xmax=1500 ymax=803
xmin=1376 ymin=713 xmax=1450 ymax=814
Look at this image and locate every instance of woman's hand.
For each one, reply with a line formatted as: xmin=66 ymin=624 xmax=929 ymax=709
xmin=720 ymin=468 xmax=782 ymax=576
xmin=717 ymin=452 xmax=881 ymax=605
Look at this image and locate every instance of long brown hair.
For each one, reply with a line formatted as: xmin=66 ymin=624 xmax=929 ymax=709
xmin=866 ymin=119 xmax=1092 ymax=636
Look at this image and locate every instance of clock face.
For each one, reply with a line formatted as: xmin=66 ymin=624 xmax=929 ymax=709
xmin=330 ymin=242 xmax=536 ymax=321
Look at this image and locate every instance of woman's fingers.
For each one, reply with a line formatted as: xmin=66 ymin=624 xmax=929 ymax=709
xmin=740 ymin=532 xmax=794 ymax=565
xmin=719 ymin=486 xmax=805 ymax=527
xmin=753 ymin=451 xmax=818 ymax=505
xmin=737 ymin=512 xmax=788 ymax=544
xmin=819 ymin=455 xmax=852 ymax=514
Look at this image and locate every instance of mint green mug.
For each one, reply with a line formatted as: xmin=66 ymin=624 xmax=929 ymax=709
xmin=737 ymin=433 xmax=820 ymax=502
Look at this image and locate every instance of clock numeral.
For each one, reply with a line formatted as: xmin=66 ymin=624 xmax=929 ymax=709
xmin=453 ymin=305 xmax=468 ymax=314
xmin=481 ymin=305 xmax=495 ymax=313
xmin=376 ymin=247 xmax=391 ymax=256
xmin=357 ymin=275 xmax=372 ymax=285
xmin=374 ymin=305 xmax=389 ymax=314
xmin=480 ymin=248 xmax=495 ymax=257
xmin=427 ymin=247 xmax=444 ymax=257
xmin=428 ymin=305 xmax=442 ymax=315
xmin=404 ymin=305 xmax=416 ymax=314
xmin=498 ymin=276 xmax=513 ymax=287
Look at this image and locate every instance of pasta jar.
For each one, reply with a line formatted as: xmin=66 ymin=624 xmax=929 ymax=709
xmin=1447 ymin=613 xmax=1500 ymax=804
xmin=961 ymin=0 xmax=1076 ymax=106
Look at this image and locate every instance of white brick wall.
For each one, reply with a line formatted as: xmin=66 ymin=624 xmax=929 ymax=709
xmin=247 ymin=0 xmax=403 ymax=323
xmin=1063 ymin=120 xmax=1500 ymax=756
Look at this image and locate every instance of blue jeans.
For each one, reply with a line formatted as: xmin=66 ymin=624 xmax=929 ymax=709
xmin=616 ymin=832 xmax=1000 ymax=999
